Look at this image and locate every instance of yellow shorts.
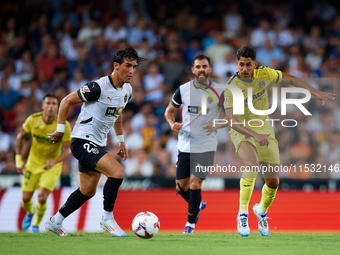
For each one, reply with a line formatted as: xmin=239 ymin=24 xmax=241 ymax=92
xmin=229 ymin=125 xmax=280 ymax=164
xmin=21 ymin=164 xmax=62 ymax=192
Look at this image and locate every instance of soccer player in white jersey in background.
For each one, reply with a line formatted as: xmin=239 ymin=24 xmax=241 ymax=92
xmin=45 ymin=47 xmax=145 ymax=237
xmin=164 ymin=55 xmax=224 ymax=233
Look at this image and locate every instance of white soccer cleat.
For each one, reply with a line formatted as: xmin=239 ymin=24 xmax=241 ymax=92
xmin=237 ymin=213 xmax=250 ymax=237
xmin=100 ymin=217 xmax=127 ymax=237
xmin=45 ymin=217 xmax=67 ymax=236
xmin=253 ymin=203 xmax=269 ymax=236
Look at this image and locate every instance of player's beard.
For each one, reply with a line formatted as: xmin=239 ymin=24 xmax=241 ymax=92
xmin=196 ymin=72 xmax=209 ymax=84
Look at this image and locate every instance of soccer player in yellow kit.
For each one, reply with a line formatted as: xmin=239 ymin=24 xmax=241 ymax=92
xmin=16 ymin=93 xmax=71 ymax=232
xmin=223 ymin=46 xmax=335 ymax=236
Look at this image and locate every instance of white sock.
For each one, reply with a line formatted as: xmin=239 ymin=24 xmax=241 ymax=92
xmin=54 ymin=212 xmax=65 ymax=224
xmin=257 ymin=207 xmax=266 ymax=216
xmin=185 ymin=222 xmax=195 ymax=228
xmin=103 ymin=210 xmax=113 ymax=221
xmin=238 ymin=210 xmax=248 ymax=216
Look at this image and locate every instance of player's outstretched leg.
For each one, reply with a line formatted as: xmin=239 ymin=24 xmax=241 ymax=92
xmin=45 ymin=215 xmax=67 ymax=236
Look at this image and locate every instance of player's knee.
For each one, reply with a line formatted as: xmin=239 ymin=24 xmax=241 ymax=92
xmin=190 ymin=178 xmax=203 ymax=190
xmin=266 ymin=178 xmax=279 ymax=189
xmin=176 ymin=182 xmax=188 ymax=193
xmin=22 ymin=197 xmax=31 ymax=203
xmin=114 ymin=167 xmax=124 ymax=179
xmin=37 ymin=197 xmax=47 ymax=204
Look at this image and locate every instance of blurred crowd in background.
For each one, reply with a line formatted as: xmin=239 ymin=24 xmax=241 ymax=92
xmin=0 ymin=0 xmax=340 ymax=185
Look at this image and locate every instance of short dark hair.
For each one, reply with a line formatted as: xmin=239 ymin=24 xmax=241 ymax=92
xmin=193 ymin=54 xmax=211 ymax=66
xmin=42 ymin=93 xmax=58 ymax=102
xmin=237 ymin=46 xmax=256 ymax=61
xmin=113 ymin=47 xmax=147 ymax=65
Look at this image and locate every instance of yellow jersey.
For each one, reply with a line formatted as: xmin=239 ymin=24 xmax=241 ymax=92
xmin=223 ymin=66 xmax=283 ymax=129
xmin=22 ymin=112 xmax=71 ymax=172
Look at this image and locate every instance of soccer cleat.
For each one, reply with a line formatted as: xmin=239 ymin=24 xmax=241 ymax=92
xmin=237 ymin=213 xmax=250 ymax=237
xmin=32 ymin=226 xmax=39 ymax=233
xmin=22 ymin=213 xmax=34 ymax=231
xmin=45 ymin=217 xmax=67 ymax=236
xmin=253 ymin=203 xmax=269 ymax=236
xmin=195 ymin=201 xmax=207 ymax=224
xmin=100 ymin=217 xmax=127 ymax=237
xmin=183 ymin=226 xmax=195 ymax=234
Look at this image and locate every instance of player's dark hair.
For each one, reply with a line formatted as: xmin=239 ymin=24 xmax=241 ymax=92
xmin=113 ymin=47 xmax=147 ymax=65
xmin=193 ymin=54 xmax=211 ymax=66
xmin=42 ymin=93 xmax=58 ymax=102
xmin=237 ymin=46 xmax=256 ymax=61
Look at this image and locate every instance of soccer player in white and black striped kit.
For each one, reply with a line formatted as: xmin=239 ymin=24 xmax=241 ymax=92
xmin=165 ymin=55 xmax=224 ymax=233
xmin=45 ymin=47 xmax=145 ymax=237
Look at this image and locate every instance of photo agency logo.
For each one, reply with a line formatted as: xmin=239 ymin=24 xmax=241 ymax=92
xmin=201 ymin=83 xmax=312 ymax=128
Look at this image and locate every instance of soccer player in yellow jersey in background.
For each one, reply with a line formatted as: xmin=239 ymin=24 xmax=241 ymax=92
xmin=223 ymin=46 xmax=335 ymax=236
xmin=16 ymin=93 xmax=72 ymax=232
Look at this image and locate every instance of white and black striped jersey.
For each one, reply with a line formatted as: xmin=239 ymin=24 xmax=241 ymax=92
xmin=171 ymin=80 xmax=224 ymax=153
xmin=71 ymin=75 xmax=132 ymax=147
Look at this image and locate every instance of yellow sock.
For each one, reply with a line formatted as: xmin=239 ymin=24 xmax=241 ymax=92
xmin=259 ymin=184 xmax=278 ymax=212
xmin=22 ymin=200 xmax=34 ymax=215
xmin=239 ymin=177 xmax=256 ymax=211
xmin=33 ymin=202 xmax=47 ymax=226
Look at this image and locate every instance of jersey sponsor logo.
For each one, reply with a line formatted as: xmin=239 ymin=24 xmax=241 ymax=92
xmin=188 ymin=106 xmax=199 ymax=114
xmin=107 ymin=96 xmax=113 ymax=101
xmin=252 ymin=88 xmax=266 ymax=101
xmin=259 ymin=81 xmax=265 ymax=88
xmin=124 ymin=94 xmax=128 ymax=103
xmin=81 ymin=86 xmax=90 ymax=92
xmin=105 ymin=107 xmax=124 ymax=117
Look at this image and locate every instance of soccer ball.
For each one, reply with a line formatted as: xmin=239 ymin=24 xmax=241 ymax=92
xmin=132 ymin=211 xmax=160 ymax=238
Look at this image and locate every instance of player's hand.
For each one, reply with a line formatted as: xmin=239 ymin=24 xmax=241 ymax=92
xmin=15 ymin=155 xmax=25 ymax=174
xmin=16 ymin=165 xmax=25 ymax=174
xmin=313 ymin=91 xmax=335 ymax=106
xmin=253 ymin=133 xmax=270 ymax=147
xmin=43 ymin=160 xmax=56 ymax=170
xmin=203 ymin=122 xmax=217 ymax=135
xmin=171 ymin=122 xmax=183 ymax=133
xmin=117 ymin=142 xmax=128 ymax=161
xmin=47 ymin=131 xmax=64 ymax=144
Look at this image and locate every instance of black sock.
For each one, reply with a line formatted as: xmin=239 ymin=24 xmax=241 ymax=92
xmin=188 ymin=189 xmax=201 ymax=224
xmin=103 ymin=177 xmax=123 ymax=212
xmin=177 ymin=183 xmax=190 ymax=202
xmin=59 ymin=188 xmax=92 ymax=218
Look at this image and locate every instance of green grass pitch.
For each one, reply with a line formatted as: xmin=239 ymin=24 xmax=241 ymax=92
xmin=1 ymin=232 xmax=340 ymax=255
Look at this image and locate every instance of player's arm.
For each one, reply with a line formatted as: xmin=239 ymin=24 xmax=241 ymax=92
xmin=164 ymin=87 xmax=183 ymax=133
xmin=48 ymin=82 xmax=101 ymax=143
xmin=225 ymin=108 xmax=270 ymax=147
xmin=164 ymin=103 xmax=183 ymax=133
xmin=281 ymin=73 xmax=335 ymax=105
xmin=44 ymin=140 xmax=71 ymax=170
xmin=15 ymin=129 xmax=29 ymax=174
xmin=113 ymin=113 xmax=128 ymax=161
xmin=48 ymin=91 xmax=83 ymax=143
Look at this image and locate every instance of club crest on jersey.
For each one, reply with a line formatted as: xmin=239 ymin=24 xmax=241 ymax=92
xmin=82 ymin=86 xmax=90 ymax=92
xmin=124 ymin=94 xmax=128 ymax=103
xmin=259 ymin=81 xmax=265 ymax=88
xmin=207 ymin=96 xmax=213 ymax=104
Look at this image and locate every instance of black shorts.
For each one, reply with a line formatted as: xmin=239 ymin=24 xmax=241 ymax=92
xmin=70 ymin=138 xmax=107 ymax=173
xmin=176 ymin=151 xmax=215 ymax=180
